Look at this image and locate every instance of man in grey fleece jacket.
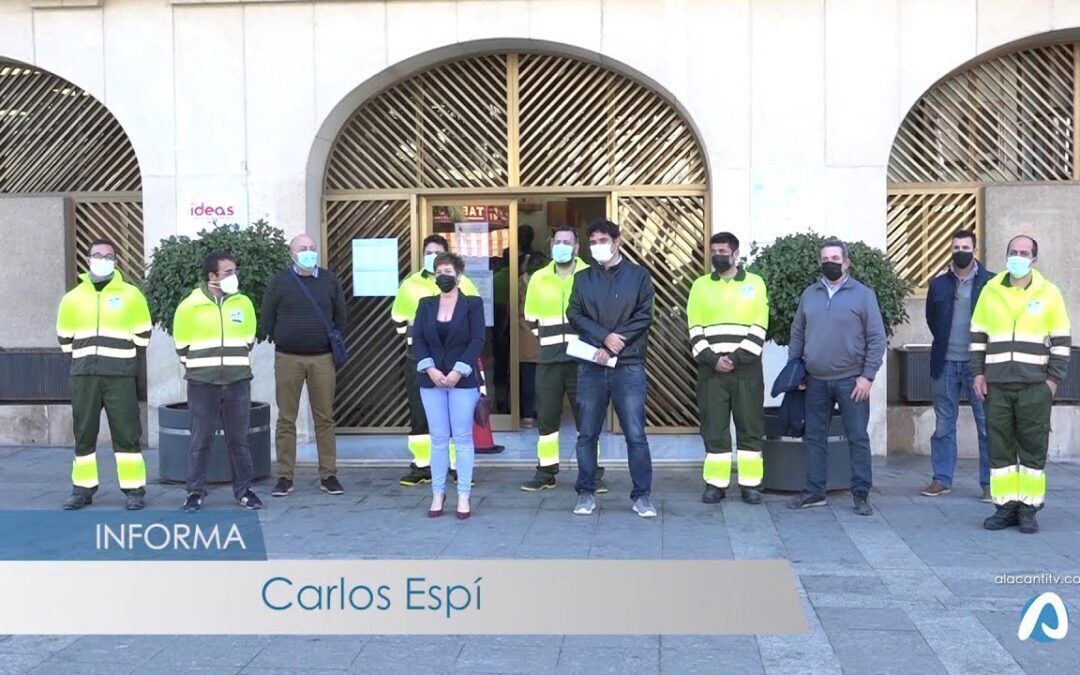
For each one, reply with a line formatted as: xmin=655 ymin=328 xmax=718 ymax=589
xmin=787 ymin=238 xmax=887 ymax=516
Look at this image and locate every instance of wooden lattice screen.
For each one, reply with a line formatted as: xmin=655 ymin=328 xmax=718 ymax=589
xmin=325 ymin=55 xmax=509 ymax=191
xmin=0 ymin=60 xmax=142 ymax=276
xmin=888 ymin=42 xmax=1080 ymax=286
xmin=886 ymin=188 xmax=980 ymax=289
xmin=326 ymin=199 xmax=413 ymax=429
xmin=517 ymin=54 xmax=707 ymax=187
xmin=618 ymin=195 xmax=706 ymax=430
xmin=325 ymin=52 xmax=708 ymax=432
xmin=890 ymin=44 xmax=1075 ymax=184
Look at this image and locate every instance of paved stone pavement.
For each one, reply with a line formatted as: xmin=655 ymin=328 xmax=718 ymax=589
xmin=2 ymin=446 xmax=1080 ymax=673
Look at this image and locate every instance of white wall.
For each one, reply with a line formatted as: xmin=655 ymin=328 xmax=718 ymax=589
xmin=2 ymin=0 xmax=1076 ymax=451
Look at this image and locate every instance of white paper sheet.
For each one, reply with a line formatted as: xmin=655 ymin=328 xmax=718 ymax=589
xmin=565 ymin=337 xmax=618 ymax=368
xmin=351 ymin=238 xmax=399 ymax=297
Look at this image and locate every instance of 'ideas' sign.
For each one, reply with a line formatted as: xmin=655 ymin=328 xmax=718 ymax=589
xmin=178 ymin=181 xmax=249 ymax=236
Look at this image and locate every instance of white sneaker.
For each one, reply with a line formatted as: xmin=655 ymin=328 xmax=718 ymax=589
xmin=573 ymin=494 xmax=596 ymax=515
xmin=633 ymin=496 xmax=657 ymax=518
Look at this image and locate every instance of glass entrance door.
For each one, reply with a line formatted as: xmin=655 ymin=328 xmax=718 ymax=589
xmin=421 ymin=199 xmax=520 ymax=431
xmin=419 ymin=195 xmax=609 ymax=434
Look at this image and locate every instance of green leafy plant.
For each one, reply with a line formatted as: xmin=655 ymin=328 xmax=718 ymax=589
xmin=747 ymin=232 xmax=914 ymax=346
xmin=143 ymin=219 xmax=290 ymax=338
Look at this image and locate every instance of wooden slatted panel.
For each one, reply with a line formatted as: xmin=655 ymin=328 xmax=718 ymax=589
xmin=617 ymin=195 xmax=706 ymax=429
xmin=326 ymin=199 xmax=412 ymax=429
xmin=889 ymin=44 xmax=1074 ymax=183
xmin=325 ymin=55 xmax=509 ymax=191
xmin=886 ymin=188 xmax=980 ymax=289
xmin=518 ymin=54 xmax=707 ymax=187
xmin=73 ymin=199 xmax=145 ymax=282
xmin=0 ymin=62 xmax=140 ymax=193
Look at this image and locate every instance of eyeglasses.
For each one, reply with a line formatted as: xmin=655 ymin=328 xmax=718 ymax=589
xmin=89 ymin=254 xmax=117 ymax=262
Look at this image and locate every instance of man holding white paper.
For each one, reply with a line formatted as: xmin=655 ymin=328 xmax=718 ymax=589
xmin=566 ymin=219 xmax=657 ymax=518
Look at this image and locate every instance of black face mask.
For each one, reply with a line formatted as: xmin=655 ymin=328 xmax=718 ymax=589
xmin=435 ymin=274 xmax=457 ymax=293
xmin=821 ymin=261 xmax=844 ymax=282
xmin=951 ymin=251 xmax=974 ymax=269
xmin=711 ymin=254 xmax=733 ymax=274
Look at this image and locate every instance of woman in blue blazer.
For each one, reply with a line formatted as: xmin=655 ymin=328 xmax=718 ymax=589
xmin=413 ymin=252 xmax=486 ymax=519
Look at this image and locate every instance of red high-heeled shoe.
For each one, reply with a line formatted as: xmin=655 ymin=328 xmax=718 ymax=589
xmin=428 ymin=499 xmax=444 ymax=518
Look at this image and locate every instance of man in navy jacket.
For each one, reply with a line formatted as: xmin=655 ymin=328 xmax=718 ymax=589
xmin=922 ymin=228 xmax=993 ymax=501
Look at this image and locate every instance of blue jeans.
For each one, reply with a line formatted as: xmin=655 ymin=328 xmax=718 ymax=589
xmin=930 ymin=360 xmax=990 ymax=489
xmin=186 ymin=380 xmax=254 ymax=500
xmin=575 ymin=362 xmax=652 ymax=499
xmin=420 ymin=387 xmax=479 ymax=497
xmin=804 ymin=375 xmax=872 ymax=497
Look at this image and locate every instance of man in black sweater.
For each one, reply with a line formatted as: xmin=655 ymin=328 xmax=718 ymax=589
xmin=260 ymin=234 xmax=347 ymax=497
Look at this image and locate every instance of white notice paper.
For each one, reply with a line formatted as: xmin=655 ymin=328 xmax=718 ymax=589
xmin=566 ymin=337 xmax=618 ymax=368
xmin=351 ymin=238 xmax=399 ymax=297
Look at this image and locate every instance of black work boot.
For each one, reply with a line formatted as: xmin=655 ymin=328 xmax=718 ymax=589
xmin=741 ymin=487 xmax=762 ymax=505
xmin=63 ymin=493 xmax=93 ymax=510
xmin=702 ymin=485 xmax=726 ymax=504
xmin=521 ymin=472 xmax=557 ymax=491
xmin=124 ymin=489 xmax=146 ymax=511
xmin=399 ymin=464 xmax=432 ymax=486
xmin=1018 ymin=505 xmax=1039 ymax=534
xmin=983 ymin=502 xmax=1020 ymax=530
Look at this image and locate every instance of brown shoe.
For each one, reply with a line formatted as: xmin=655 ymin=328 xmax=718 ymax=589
xmin=920 ymin=481 xmax=951 ymax=497
xmin=980 ymin=488 xmax=993 ymax=503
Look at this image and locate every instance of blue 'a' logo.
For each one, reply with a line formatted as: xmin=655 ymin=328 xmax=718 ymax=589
xmin=1019 ymin=592 xmax=1069 ymax=643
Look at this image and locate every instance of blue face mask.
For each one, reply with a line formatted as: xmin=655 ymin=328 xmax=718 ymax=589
xmin=1006 ymin=255 xmax=1032 ymax=278
xmin=424 ymin=253 xmax=438 ymax=274
xmin=551 ymin=243 xmax=574 ymax=264
xmin=296 ymin=250 xmax=318 ymax=270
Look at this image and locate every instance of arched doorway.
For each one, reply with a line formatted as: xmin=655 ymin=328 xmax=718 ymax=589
xmin=885 ymin=37 xmax=1080 ymax=456
xmin=0 ymin=59 xmax=143 ymax=279
xmin=886 ymin=40 xmax=1075 ymax=287
xmin=322 ymin=50 xmax=709 ymax=435
xmin=0 ymin=58 xmax=144 ymax=415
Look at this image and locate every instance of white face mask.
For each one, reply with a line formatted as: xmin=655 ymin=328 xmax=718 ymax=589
xmin=590 ymin=242 xmax=614 ymax=264
xmin=88 ymin=259 xmax=115 ymax=279
xmin=424 ymin=253 xmax=438 ymax=274
xmin=218 ymin=275 xmax=239 ymax=295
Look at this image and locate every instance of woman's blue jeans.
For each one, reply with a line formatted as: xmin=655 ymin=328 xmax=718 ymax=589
xmin=420 ymin=386 xmax=479 ymax=496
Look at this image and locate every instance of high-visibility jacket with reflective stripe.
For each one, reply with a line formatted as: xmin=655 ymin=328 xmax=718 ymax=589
xmin=173 ymin=285 xmax=257 ymax=385
xmin=56 ymin=271 xmax=152 ymax=377
xmin=686 ymin=269 xmax=769 ymax=373
xmin=390 ymin=271 xmax=479 ymax=348
xmin=970 ymin=269 xmax=1071 ymax=385
xmin=523 ymin=258 xmax=589 ymax=363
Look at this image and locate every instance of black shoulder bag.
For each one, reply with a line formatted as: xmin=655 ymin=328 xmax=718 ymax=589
xmin=290 ymin=272 xmax=348 ymax=368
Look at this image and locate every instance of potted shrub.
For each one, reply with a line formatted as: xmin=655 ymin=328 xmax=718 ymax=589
xmin=747 ymin=232 xmax=913 ymax=491
xmin=143 ymin=220 xmax=291 ymax=483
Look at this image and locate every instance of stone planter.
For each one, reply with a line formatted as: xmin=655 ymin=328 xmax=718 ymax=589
xmin=158 ymin=402 xmax=272 ymax=484
xmin=761 ymin=407 xmax=852 ymax=493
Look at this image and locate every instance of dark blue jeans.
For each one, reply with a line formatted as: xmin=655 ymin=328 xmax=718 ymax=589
xmin=930 ymin=360 xmax=990 ymax=489
xmin=575 ymin=362 xmax=652 ymax=499
xmin=804 ymin=375 xmax=872 ymax=497
xmin=187 ymin=380 xmax=254 ymax=500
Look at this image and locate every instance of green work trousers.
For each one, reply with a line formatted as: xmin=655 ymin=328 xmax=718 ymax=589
xmin=696 ymin=365 xmax=764 ymax=488
xmin=987 ymin=382 xmax=1052 ymax=510
xmin=70 ymin=374 xmax=145 ymax=495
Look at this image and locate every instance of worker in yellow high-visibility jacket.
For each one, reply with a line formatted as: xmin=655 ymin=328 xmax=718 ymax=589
xmin=173 ymin=250 xmax=263 ymax=512
xmin=392 ymin=234 xmax=479 ymax=486
xmin=972 ymin=234 xmax=1071 ymax=535
xmin=686 ymin=232 xmax=769 ymax=505
xmin=56 ymin=238 xmax=152 ymax=511
xmin=520 ymin=224 xmax=606 ymax=492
